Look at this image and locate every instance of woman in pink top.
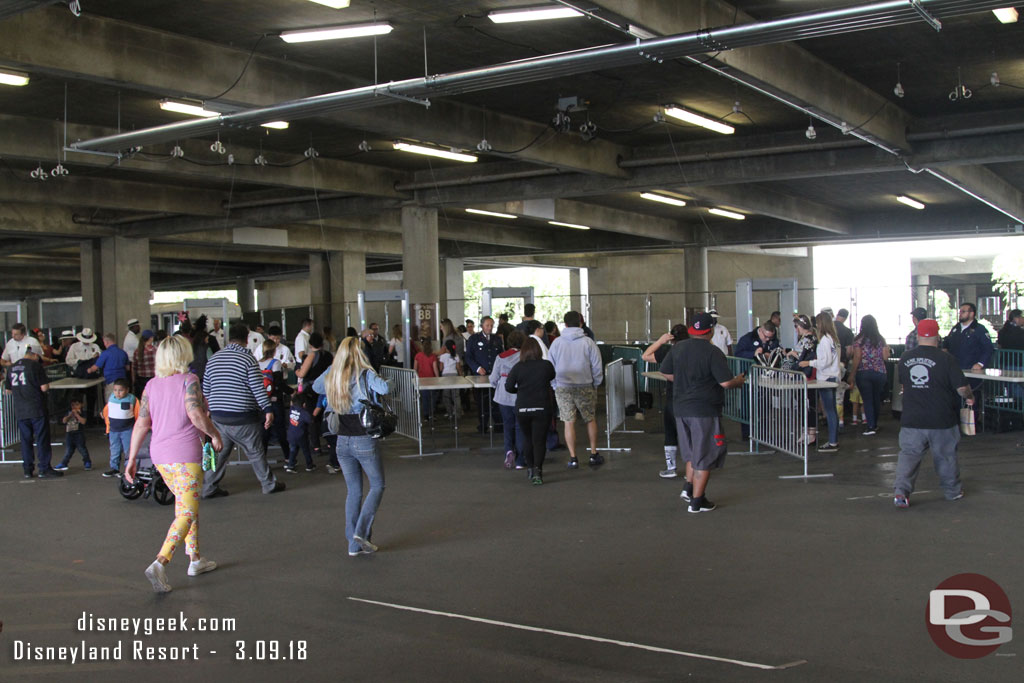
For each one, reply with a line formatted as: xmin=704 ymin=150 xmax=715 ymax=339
xmin=125 ymin=335 xmax=223 ymax=593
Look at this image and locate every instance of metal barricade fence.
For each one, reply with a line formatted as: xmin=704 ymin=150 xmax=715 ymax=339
xmin=1 ymin=391 xmax=20 ymax=460
xmin=983 ymin=349 xmax=1024 ymax=422
xmin=602 ymin=359 xmax=635 ymax=452
xmin=749 ymin=365 xmax=832 ymax=480
xmin=723 ymin=356 xmax=753 ymax=426
xmin=380 ymin=366 xmax=426 ymax=456
xmin=610 ymin=345 xmax=645 ymax=392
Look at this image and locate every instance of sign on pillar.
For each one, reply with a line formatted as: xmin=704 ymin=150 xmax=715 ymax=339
xmin=413 ymin=303 xmax=440 ymax=342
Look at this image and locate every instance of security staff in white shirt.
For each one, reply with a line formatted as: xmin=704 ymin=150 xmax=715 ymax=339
xmin=247 ymin=328 xmax=266 ymax=356
xmin=65 ymin=328 xmax=102 ymax=367
xmin=211 ymin=318 xmax=226 ymax=349
xmin=525 ymin=320 xmax=550 ymax=360
xmin=122 ymin=318 xmax=141 ymax=361
xmin=255 ymin=325 xmax=295 ymax=370
xmin=1 ymin=323 xmax=43 ymax=367
xmin=708 ymin=309 xmax=733 ymax=356
xmin=294 ymin=318 xmax=313 ymax=363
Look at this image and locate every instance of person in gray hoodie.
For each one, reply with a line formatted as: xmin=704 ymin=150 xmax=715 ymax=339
xmin=548 ymin=311 xmax=604 ymax=469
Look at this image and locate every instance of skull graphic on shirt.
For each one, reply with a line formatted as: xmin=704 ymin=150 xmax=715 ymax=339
xmin=909 ymin=363 xmax=929 ymax=387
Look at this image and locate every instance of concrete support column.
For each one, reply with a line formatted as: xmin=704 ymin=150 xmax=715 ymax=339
xmin=913 ymin=274 xmax=930 ymax=312
xmin=569 ymin=269 xmax=582 ymax=313
xmin=441 ymin=257 xmax=464 ymax=323
xmin=309 ymin=253 xmax=331 ymax=329
xmin=99 ymin=237 xmax=151 ymax=336
xmin=684 ymin=246 xmax=709 ymax=313
xmin=236 ymin=277 xmax=256 ymax=314
xmin=327 ymin=251 xmax=365 ymax=332
xmin=25 ymin=297 xmax=43 ymax=330
xmin=963 ymin=284 xmax=978 ymax=307
xmin=80 ymin=240 xmax=103 ymax=330
xmin=401 ymin=207 xmax=439 ymax=306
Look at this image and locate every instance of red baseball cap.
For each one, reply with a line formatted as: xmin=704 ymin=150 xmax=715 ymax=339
xmin=917 ymin=319 xmax=939 ymax=338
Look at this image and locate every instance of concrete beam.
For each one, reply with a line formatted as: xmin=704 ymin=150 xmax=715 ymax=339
xmin=0 ymin=114 xmax=407 ymax=198
xmin=0 ymin=174 xmax=227 ymax=216
xmin=927 ymin=166 xmax=1024 ymax=224
xmin=0 ymin=203 xmax=113 ymax=238
xmin=592 ymin=0 xmax=910 ymax=151
xmin=0 ymin=8 xmax=628 ymax=177
xmin=673 ymin=185 xmax=850 ymax=234
xmin=147 ymin=243 xmax=308 ymax=266
xmin=503 ymin=198 xmax=692 ymax=242
xmin=157 ymin=224 xmax=405 ymax=256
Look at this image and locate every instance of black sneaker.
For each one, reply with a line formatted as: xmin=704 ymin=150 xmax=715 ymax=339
xmin=305 ymin=464 xmax=317 ymax=472
xmin=567 ymin=457 xmax=579 ymax=470
xmin=38 ymin=470 xmax=64 ymax=479
xmin=23 ymin=472 xmax=33 ymax=479
xmin=102 ymin=468 xmax=120 ymax=478
xmin=266 ymin=481 xmax=286 ymax=494
xmin=688 ymin=496 xmax=716 ymax=513
xmin=818 ymin=443 xmax=839 ymax=453
xmin=680 ymin=482 xmax=693 ymax=501
xmin=284 ymin=466 xmax=298 ymax=474
xmin=588 ymin=453 xmax=604 ymax=467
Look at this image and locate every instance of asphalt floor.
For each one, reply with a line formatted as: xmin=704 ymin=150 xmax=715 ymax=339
xmin=1 ymin=402 xmax=1022 ymax=682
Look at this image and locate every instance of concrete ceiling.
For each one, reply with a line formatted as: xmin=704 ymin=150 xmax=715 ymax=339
xmin=0 ymin=0 xmax=1022 ymax=298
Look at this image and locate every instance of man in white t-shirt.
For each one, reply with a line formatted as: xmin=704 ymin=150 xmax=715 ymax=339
xmin=708 ymin=309 xmax=733 ymax=356
xmin=211 ymin=318 xmax=226 ymax=349
xmin=294 ymin=318 xmax=313 ymax=363
xmin=525 ymin=320 xmax=549 ymax=360
xmin=122 ymin=318 xmax=141 ymax=362
xmin=1 ymin=323 xmax=43 ymax=367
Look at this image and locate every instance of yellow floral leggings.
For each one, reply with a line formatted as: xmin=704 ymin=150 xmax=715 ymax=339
xmin=155 ymin=463 xmax=202 ymax=562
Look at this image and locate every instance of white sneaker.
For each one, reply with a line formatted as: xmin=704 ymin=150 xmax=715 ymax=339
xmin=145 ymin=560 xmax=172 ymax=593
xmin=188 ymin=557 xmax=218 ymax=576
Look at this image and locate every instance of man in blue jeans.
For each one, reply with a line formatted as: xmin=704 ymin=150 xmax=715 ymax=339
xmin=894 ymin=319 xmax=973 ymax=508
xmin=5 ymin=349 xmax=62 ymax=479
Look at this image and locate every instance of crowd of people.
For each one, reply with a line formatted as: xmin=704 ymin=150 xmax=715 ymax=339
xmin=3 ymin=300 xmax=1022 ymax=590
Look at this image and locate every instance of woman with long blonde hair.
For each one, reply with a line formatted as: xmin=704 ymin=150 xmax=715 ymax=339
xmin=125 ymin=335 xmax=223 ymax=592
xmin=801 ymin=312 xmax=842 ymax=452
xmin=313 ymin=336 xmax=390 ymax=557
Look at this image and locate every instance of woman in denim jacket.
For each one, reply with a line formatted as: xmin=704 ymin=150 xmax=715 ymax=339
xmin=314 ymin=336 xmax=390 ymax=557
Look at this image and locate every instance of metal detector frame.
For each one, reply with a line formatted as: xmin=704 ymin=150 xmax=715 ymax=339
xmin=736 ymin=278 xmax=799 ymax=350
xmin=358 ymin=289 xmax=411 ymax=369
xmin=480 ymin=287 xmax=534 ymax=319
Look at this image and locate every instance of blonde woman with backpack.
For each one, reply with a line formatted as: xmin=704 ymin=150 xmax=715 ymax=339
xmin=313 ymin=337 xmax=390 ymax=557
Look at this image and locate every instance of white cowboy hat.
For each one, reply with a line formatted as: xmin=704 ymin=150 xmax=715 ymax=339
xmin=76 ymin=328 xmax=97 ymax=343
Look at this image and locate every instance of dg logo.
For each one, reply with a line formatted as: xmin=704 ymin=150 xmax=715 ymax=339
xmin=927 ymin=573 xmax=1012 ymax=658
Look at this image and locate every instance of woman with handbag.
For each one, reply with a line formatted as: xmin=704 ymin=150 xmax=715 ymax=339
xmin=313 ymin=336 xmax=390 ymax=557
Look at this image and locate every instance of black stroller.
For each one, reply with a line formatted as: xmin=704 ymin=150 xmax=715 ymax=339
xmin=118 ymin=434 xmax=175 ymax=505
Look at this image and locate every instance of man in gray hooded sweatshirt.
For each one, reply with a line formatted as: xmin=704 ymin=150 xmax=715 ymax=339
xmin=548 ymin=310 xmax=604 ymax=469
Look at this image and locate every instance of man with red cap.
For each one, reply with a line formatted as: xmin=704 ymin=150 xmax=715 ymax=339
xmin=893 ymin=319 xmax=974 ymax=508
xmin=659 ymin=312 xmax=746 ymax=513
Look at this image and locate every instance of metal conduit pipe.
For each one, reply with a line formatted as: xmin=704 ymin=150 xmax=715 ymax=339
xmin=68 ymin=0 xmax=1012 ymax=154
xmin=394 ymin=168 xmax=562 ymax=192
xmin=619 ymin=139 xmax=865 ymax=168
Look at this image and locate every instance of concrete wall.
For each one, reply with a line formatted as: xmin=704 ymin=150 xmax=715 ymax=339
xmin=255 ymin=277 xmax=398 ymax=335
xmin=587 ymin=250 xmax=814 ymax=344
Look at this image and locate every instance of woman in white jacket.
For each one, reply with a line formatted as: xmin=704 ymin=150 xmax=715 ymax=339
xmin=801 ymin=312 xmax=841 ymax=452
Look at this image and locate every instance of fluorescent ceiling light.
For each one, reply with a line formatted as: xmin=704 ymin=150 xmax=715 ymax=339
xmin=260 ymin=121 xmax=290 ymax=130
xmin=307 ymin=0 xmax=351 ymax=8
xmin=896 ymin=195 xmax=925 ymax=210
xmin=488 ymin=7 xmax=582 ymax=23
xmin=280 ymin=22 xmax=393 ymax=43
xmin=548 ymin=220 xmax=591 ymax=230
xmin=0 ymin=68 xmax=29 ymax=87
xmin=159 ymin=99 xmax=220 ymax=117
xmin=992 ymin=8 xmax=1019 ymax=23
xmin=663 ymin=105 xmax=734 ymax=135
xmin=708 ymin=207 xmax=745 ymax=220
xmin=952 ymin=256 xmax=967 ymax=263
xmin=640 ymin=192 xmax=686 ymax=207
xmin=393 ymin=141 xmax=477 ymax=163
xmin=466 ymin=208 xmax=517 ymax=219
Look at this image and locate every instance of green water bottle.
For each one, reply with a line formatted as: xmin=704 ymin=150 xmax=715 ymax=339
xmin=202 ymin=440 xmax=216 ymax=472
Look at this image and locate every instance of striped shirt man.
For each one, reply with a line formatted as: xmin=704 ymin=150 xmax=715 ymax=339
xmin=202 ymin=342 xmax=272 ymax=425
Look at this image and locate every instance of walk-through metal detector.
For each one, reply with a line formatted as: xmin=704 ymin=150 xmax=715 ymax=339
xmin=480 ymin=287 xmax=534 ymax=319
xmin=358 ymin=289 xmax=411 ymax=369
xmin=736 ymin=279 xmax=799 ymax=349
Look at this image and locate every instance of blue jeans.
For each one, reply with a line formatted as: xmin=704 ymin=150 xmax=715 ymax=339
xmin=856 ymin=370 xmax=887 ymax=430
xmin=19 ymin=416 xmax=53 ymax=476
xmin=60 ymin=431 xmax=91 ymax=466
xmin=499 ymin=404 xmax=526 ymax=466
xmin=108 ymin=430 xmax=132 ymax=470
xmin=819 ymin=381 xmax=839 ymax=444
xmin=337 ymin=435 xmax=385 ymax=554
xmin=419 ymin=390 xmax=435 ymax=419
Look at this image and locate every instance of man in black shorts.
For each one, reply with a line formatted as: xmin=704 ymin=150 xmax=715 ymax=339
xmin=660 ymin=313 xmax=746 ymax=513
